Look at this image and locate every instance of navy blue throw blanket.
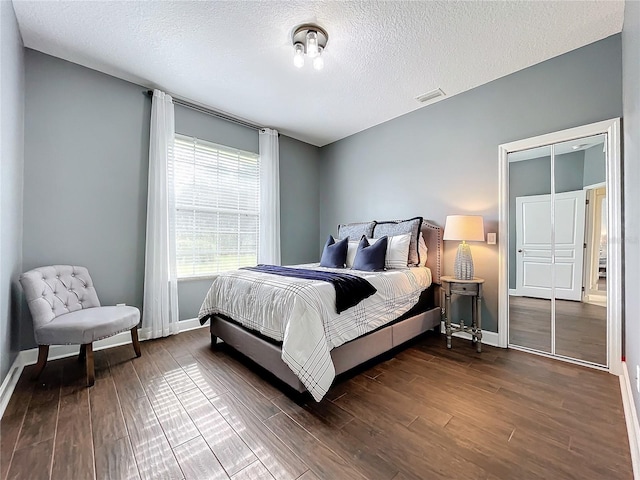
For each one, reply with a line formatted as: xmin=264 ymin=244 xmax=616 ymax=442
xmin=242 ymin=265 xmax=377 ymax=314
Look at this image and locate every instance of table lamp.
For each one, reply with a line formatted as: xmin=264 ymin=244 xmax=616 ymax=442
xmin=443 ymin=215 xmax=485 ymax=280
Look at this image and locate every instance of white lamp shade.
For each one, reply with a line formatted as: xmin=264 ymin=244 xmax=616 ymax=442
xmin=443 ymin=215 xmax=485 ymax=242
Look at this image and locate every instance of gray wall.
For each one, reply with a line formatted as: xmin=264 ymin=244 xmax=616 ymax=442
xmin=22 ymin=50 xmax=320 ymax=341
xmin=319 ymin=35 xmax=623 ymax=332
xmin=622 ymin=0 xmax=640 ymax=421
xmin=175 ymin=104 xmax=258 ymax=153
xmin=22 ymin=50 xmax=151 ymax=348
xmin=583 ymin=143 xmax=606 ymax=187
xmin=278 ymin=135 xmax=320 ymax=265
xmin=0 ymin=1 xmax=25 ymax=384
xmin=556 ymin=151 xmax=589 ymax=192
xmin=174 ymin=106 xmax=320 ymax=320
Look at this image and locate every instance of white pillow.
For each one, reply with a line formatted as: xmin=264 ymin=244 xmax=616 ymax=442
xmin=368 ymin=233 xmax=412 ymax=269
xmin=418 ymin=232 xmax=428 ymax=266
xmin=346 ymin=241 xmax=360 ymax=268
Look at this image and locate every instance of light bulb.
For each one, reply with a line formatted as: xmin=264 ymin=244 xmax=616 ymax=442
xmin=313 ymin=47 xmax=324 ymax=70
xmin=306 ymin=31 xmax=318 ymax=58
xmin=293 ymin=43 xmax=304 ymax=68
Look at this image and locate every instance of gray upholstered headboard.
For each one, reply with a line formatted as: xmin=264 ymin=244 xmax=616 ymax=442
xmin=420 ymin=220 xmax=443 ymax=285
xmin=337 ymin=218 xmax=443 ymax=285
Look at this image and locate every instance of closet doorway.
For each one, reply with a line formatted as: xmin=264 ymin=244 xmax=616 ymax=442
xmin=498 ymin=119 xmax=621 ymax=373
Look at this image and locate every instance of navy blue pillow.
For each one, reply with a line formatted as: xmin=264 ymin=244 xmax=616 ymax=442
xmin=352 ymin=235 xmax=388 ymax=271
xmin=320 ymin=235 xmax=348 ymax=268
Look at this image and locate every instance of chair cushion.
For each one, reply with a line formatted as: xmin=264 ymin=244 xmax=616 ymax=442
xmin=35 ymin=306 xmax=140 ymax=345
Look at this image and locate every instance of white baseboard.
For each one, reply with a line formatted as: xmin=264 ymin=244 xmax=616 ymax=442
xmin=439 ymin=321 xmax=500 ymax=347
xmin=175 ymin=317 xmax=206 ymax=333
xmin=0 ymin=318 xmax=205 ymax=418
xmin=0 ymin=354 xmax=24 ymax=418
xmin=621 ymin=362 xmax=640 ymax=479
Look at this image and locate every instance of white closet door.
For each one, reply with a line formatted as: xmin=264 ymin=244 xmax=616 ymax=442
xmin=515 ymin=190 xmax=585 ymax=301
xmin=515 ymin=194 xmax=552 ymax=299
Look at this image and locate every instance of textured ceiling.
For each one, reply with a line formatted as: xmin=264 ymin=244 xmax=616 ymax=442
xmin=12 ymin=1 xmax=624 ymax=147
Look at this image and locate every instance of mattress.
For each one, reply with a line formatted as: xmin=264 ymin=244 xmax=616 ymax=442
xmin=198 ymin=264 xmax=432 ymax=400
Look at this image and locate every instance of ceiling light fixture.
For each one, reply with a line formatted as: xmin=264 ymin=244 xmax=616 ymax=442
xmin=292 ymin=24 xmax=328 ymax=70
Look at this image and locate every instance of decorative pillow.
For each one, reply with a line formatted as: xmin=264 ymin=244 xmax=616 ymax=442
xmin=337 ymin=221 xmax=375 ymax=240
xmin=373 ymin=217 xmax=423 ymax=266
xmin=346 ymin=241 xmax=360 ymax=268
xmin=320 ymin=235 xmax=348 ymax=268
xmin=353 ymin=236 xmax=388 ymax=271
xmin=418 ymin=232 xmax=428 ymax=266
xmin=368 ymin=233 xmax=412 ymax=269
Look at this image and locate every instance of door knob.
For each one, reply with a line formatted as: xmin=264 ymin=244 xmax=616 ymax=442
xmin=518 ymin=249 xmax=523 ymax=253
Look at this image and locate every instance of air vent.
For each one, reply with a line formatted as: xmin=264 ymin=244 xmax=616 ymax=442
xmin=415 ymin=88 xmax=445 ymax=103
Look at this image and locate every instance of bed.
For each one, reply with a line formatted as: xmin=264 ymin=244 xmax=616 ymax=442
xmin=198 ymin=220 xmax=443 ymax=401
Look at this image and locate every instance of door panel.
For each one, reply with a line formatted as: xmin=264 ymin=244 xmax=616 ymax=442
xmin=554 ymin=135 xmax=607 ymax=366
xmin=508 ymin=147 xmax=552 ymax=353
xmin=523 ymin=263 xmax=552 ymax=289
xmin=522 ymin=200 xmax=552 ymax=244
xmin=554 ymin=263 xmax=575 ymax=290
xmin=516 ymin=194 xmax=552 ymax=298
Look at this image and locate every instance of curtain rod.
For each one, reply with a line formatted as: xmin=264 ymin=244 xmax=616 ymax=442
xmin=145 ymin=90 xmax=263 ymax=131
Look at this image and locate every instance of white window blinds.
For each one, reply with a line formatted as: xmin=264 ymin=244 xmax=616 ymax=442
xmin=174 ymin=135 xmax=260 ymax=278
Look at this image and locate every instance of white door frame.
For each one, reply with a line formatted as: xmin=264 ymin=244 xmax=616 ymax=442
xmin=582 ymin=186 xmax=607 ymax=303
xmin=582 ymin=182 xmax=607 ymax=304
xmin=498 ymin=118 xmax=622 ymax=375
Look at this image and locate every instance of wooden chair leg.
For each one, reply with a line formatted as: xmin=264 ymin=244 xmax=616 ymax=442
xmin=32 ymin=345 xmax=49 ymax=380
xmin=130 ymin=327 xmax=141 ymax=358
xmin=85 ymin=343 xmax=94 ymax=387
xmin=78 ymin=344 xmax=87 ymax=362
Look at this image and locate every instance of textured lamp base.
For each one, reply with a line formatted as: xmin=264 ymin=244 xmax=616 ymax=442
xmin=454 ymin=242 xmax=474 ymax=280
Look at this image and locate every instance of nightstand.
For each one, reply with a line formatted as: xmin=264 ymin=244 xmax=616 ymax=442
xmin=441 ymin=276 xmax=485 ymax=352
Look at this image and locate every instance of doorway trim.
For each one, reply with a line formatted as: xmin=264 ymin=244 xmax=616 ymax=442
xmin=498 ymin=118 xmax=622 ymax=375
xmin=583 ymin=186 xmax=607 ymax=304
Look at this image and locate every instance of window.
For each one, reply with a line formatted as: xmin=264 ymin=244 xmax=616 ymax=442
xmin=174 ymin=135 xmax=259 ymax=278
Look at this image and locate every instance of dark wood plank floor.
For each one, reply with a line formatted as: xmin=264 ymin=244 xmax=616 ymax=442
xmin=1 ymin=327 xmax=632 ymax=480
xmin=509 ymin=296 xmax=607 ymax=365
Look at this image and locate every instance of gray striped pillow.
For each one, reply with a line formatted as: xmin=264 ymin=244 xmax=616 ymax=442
xmin=337 ymin=221 xmax=375 ymax=240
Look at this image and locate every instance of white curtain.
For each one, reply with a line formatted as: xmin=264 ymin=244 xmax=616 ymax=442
xmin=142 ymin=89 xmax=179 ymax=338
xmin=258 ymin=128 xmax=281 ymax=265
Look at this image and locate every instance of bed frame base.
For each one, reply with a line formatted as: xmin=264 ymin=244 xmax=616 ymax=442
xmin=209 ymin=306 xmax=442 ymax=394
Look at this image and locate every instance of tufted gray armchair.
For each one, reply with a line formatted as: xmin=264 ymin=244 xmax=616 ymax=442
xmin=20 ymin=265 xmax=141 ymax=386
